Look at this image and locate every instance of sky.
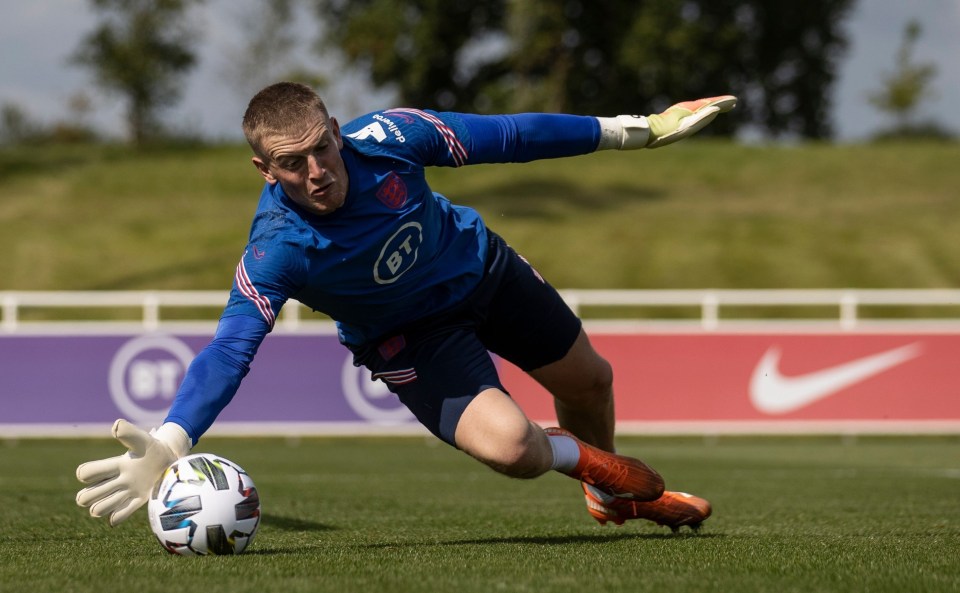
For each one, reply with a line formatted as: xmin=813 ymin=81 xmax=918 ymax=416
xmin=1 ymin=0 xmax=958 ymax=142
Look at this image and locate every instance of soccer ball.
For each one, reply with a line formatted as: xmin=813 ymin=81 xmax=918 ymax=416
xmin=147 ymin=453 xmax=261 ymax=556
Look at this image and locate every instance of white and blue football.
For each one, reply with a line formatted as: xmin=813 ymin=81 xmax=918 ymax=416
xmin=147 ymin=453 xmax=260 ymax=556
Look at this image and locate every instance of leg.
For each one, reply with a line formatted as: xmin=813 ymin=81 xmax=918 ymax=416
xmin=351 ymin=314 xmax=553 ymax=479
xmin=470 ymin=233 xmax=708 ymax=529
xmin=473 ymin=235 xmax=660 ymax=497
xmin=472 ymin=234 xmax=615 ymax=451
xmin=529 ymin=330 xmax=664 ymax=501
xmin=454 ymin=388 xmax=552 ymax=479
xmin=528 ymin=328 xmax=615 ymax=451
xmin=529 ymin=331 xmax=709 ymax=531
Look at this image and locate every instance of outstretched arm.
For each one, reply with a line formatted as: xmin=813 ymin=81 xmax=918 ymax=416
xmin=164 ymin=314 xmax=270 ymax=442
xmin=344 ymin=97 xmax=737 ymax=167
xmin=75 ymin=313 xmax=271 ymax=526
xmin=432 ymin=95 xmax=737 ymax=165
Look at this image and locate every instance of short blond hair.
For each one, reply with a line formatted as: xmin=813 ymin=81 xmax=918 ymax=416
xmin=242 ymin=82 xmax=330 ymax=158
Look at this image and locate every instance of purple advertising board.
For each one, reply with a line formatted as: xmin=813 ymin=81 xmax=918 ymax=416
xmin=0 ymin=331 xmax=422 ymax=436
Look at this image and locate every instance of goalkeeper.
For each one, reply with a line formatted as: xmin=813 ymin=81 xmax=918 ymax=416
xmin=76 ymin=82 xmax=736 ymax=532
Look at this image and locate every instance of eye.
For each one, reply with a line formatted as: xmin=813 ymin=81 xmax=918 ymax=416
xmin=279 ymin=157 xmax=304 ymax=170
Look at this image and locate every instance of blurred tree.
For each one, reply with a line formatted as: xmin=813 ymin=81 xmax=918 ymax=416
xmin=223 ymin=0 xmax=298 ymax=96
xmin=0 ymin=103 xmax=42 ymax=145
xmin=223 ymin=0 xmax=329 ymax=98
xmin=728 ymin=1 xmax=854 ymax=138
xmin=307 ymin=0 xmax=853 ymax=138
xmin=505 ymin=0 xmax=854 ymax=138
xmin=50 ymin=92 xmax=100 ymax=143
xmin=502 ymin=0 xmax=577 ymax=113
xmin=71 ymin=0 xmax=205 ymax=145
xmin=868 ymin=20 xmax=941 ymax=135
xmin=309 ymin=0 xmax=508 ymax=110
xmin=0 ymin=97 xmax=97 ymax=146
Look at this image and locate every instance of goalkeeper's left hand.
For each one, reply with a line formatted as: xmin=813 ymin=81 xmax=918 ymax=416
xmin=598 ymin=95 xmax=737 ymax=150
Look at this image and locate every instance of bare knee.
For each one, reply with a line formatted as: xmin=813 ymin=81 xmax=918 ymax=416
xmin=471 ymin=421 xmax=548 ymax=478
xmin=455 ymin=390 xmax=552 ymax=479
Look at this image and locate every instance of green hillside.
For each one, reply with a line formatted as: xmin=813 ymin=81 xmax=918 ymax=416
xmin=3 ymin=140 xmax=959 ymax=292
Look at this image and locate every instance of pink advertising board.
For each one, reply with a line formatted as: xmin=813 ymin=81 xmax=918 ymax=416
xmin=505 ymin=331 xmax=960 ymax=431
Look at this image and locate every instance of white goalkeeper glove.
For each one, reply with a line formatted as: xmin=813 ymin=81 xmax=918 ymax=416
xmin=76 ymin=419 xmax=191 ymax=526
xmin=597 ymin=95 xmax=737 ymax=150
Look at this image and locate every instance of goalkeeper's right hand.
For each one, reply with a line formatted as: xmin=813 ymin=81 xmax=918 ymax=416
xmin=76 ymin=419 xmax=191 ymax=526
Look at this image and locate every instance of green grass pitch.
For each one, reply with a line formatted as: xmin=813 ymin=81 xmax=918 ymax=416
xmin=1 ymin=435 xmax=957 ymax=592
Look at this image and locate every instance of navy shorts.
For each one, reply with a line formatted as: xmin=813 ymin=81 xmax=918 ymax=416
xmin=349 ymin=231 xmax=582 ymax=445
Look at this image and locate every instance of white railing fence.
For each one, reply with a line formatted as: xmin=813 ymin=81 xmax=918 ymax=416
xmin=561 ymin=288 xmax=960 ymax=330
xmin=3 ymin=289 xmax=960 ymax=332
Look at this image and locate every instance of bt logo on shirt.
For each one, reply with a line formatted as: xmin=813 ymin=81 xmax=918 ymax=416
xmin=374 ymin=222 xmax=423 ymax=285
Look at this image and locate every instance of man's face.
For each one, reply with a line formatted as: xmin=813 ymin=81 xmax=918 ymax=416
xmin=252 ymin=112 xmax=349 ymax=216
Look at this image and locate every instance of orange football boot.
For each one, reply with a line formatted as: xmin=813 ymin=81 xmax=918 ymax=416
xmin=544 ymin=427 xmax=664 ymax=501
xmin=582 ymin=483 xmax=712 ymax=533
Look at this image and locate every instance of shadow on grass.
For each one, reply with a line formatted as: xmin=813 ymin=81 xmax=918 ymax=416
xmin=243 ymin=514 xmax=339 ymax=555
xmin=245 ymin=526 xmax=723 ymax=555
xmin=260 ymin=513 xmax=337 ymax=533
xmin=362 ymin=531 xmax=725 ymax=548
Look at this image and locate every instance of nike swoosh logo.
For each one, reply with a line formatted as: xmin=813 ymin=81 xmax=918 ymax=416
xmin=749 ymin=343 xmax=923 ymax=415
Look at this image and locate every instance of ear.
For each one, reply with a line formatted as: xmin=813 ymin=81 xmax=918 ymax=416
xmin=251 ymin=156 xmax=278 ymax=184
xmin=330 ymin=117 xmax=344 ymax=150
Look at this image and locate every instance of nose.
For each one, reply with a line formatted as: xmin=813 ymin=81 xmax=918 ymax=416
xmin=307 ymin=154 xmax=325 ymax=179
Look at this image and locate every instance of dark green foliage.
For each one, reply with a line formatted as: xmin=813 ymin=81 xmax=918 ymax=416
xmin=310 ymin=0 xmax=854 ymax=138
xmin=313 ymin=0 xmax=507 ymax=110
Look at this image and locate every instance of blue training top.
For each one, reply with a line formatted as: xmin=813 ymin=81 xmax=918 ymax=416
xmin=165 ymin=108 xmax=601 ymax=444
